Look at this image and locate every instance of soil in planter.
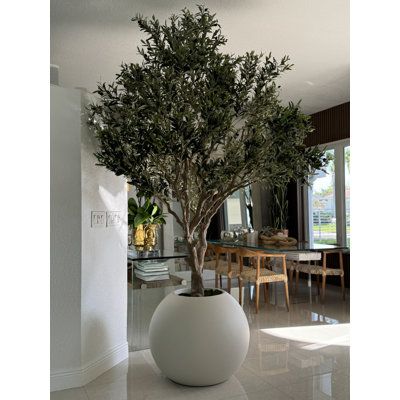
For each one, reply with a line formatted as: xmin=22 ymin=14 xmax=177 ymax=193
xmin=179 ymin=288 xmax=223 ymax=297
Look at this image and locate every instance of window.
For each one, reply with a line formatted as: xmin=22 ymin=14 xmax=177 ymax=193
xmin=310 ymin=149 xmax=337 ymax=245
xmin=344 ymin=146 xmax=350 ymax=245
xmin=302 ymin=140 xmax=350 ymax=247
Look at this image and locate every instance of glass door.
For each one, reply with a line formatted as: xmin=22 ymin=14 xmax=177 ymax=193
xmin=309 ymin=149 xmax=337 ymax=245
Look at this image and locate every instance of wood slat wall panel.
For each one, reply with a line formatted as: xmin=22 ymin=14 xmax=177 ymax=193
xmin=306 ymin=102 xmax=350 ymax=146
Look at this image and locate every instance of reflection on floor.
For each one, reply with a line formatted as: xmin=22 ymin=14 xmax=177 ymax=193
xmin=52 ymin=280 xmax=350 ymax=400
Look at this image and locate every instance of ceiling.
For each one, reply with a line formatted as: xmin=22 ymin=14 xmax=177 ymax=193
xmin=51 ymin=0 xmax=349 ymax=115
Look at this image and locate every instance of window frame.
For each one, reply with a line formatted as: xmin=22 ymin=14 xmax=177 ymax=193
xmin=300 ymin=138 xmax=350 ymax=247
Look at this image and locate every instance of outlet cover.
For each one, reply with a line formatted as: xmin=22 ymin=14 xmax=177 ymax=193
xmin=91 ymin=211 xmax=106 ymax=228
xmin=107 ymin=211 xmax=121 ymax=227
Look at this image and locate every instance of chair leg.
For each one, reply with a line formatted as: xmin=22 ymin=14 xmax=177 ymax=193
xmin=289 ymin=269 xmax=294 ymax=292
xmin=284 ymin=281 xmax=290 ymax=312
xmin=227 ymin=276 xmax=231 ymax=293
xmin=220 ymin=275 xmax=222 ymax=288
xmin=263 ymin=283 xmax=268 ymax=303
xmin=341 ymin=274 xmax=345 ymax=300
xmin=215 ymin=272 xmax=219 ymax=288
xmin=321 ymin=274 xmax=326 ymax=303
xmin=317 ymin=274 xmax=320 ymax=295
xmin=255 ymin=283 xmax=260 ymax=313
xmin=238 ymin=278 xmax=242 ymax=306
xmin=295 ymin=270 xmax=299 ymax=295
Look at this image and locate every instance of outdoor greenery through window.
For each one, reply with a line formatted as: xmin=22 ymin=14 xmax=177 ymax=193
xmin=311 ymin=150 xmax=337 ymax=245
xmin=305 ymin=140 xmax=350 ymax=247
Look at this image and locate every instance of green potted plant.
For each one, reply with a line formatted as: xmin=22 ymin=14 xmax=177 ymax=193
xmin=128 ymin=197 xmax=166 ymax=251
xmin=87 ymin=6 xmax=327 ymax=386
xmin=271 ymin=184 xmax=289 ymax=236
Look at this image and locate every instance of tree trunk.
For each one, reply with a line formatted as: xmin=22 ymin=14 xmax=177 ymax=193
xmin=186 ymin=228 xmax=209 ymax=296
xmin=191 ymin=269 xmax=204 ymax=297
xmin=186 ymin=239 xmax=207 ymax=296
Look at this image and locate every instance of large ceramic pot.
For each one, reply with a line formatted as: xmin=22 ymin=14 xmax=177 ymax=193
xmin=149 ymin=288 xmax=250 ymax=386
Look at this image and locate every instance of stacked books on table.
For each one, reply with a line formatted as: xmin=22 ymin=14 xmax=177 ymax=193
xmin=134 ymin=260 xmax=170 ymax=282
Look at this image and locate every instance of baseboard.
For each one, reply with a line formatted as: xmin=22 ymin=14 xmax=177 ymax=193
xmin=51 ymin=341 xmax=129 ymax=392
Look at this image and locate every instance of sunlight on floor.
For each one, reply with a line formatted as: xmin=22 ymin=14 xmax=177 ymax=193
xmin=261 ymin=323 xmax=350 ymax=350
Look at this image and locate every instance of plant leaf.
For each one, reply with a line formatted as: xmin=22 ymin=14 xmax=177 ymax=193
xmin=134 ymin=213 xmax=149 ymax=227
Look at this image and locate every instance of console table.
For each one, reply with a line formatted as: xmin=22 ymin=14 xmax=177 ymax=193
xmin=128 ymin=249 xmax=189 ymax=289
xmin=127 ymin=249 xmax=189 ymax=351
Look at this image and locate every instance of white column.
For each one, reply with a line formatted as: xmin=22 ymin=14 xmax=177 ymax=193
xmin=51 ymin=86 xmax=128 ymax=391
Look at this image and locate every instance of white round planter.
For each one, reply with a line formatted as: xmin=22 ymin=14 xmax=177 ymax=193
xmin=149 ymin=288 xmax=250 ymax=386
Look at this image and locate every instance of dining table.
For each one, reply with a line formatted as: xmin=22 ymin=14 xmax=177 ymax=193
xmin=208 ymin=239 xmax=349 ymax=304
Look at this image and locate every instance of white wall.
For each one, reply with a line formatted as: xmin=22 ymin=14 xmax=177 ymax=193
xmin=80 ymin=91 xmax=128 ymax=374
xmin=51 ymin=86 xmax=128 ymax=391
xmin=51 ymin=86 xmax=82 ymax=376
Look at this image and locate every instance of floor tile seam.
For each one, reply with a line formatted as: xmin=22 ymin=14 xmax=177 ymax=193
xmin=264 ymin=370 xmax=350 ymax=391
xmin=227 ymin=387 xmax=296 ymax=400
xmin=85 ymin=384 xmax=187 ymax=399
xmin=270 ymin=367 xmax=349 ymax=384
xmin=240 ymin=362 xmax=267 ymax=379
xmin=273 ymin=384 xmax=298 ymax=400
xmin=233 ymin=365 xmax=285 ymax=393
xmin=239 ymin=364 xmax=289 ymax=387
xmin=177 ymin=378 xmax=274 ymax=397
xmin=296 ymin=368 xmax=350 ymax=380
xmin=83 ymin=374 xmax=133 ymax=390
xmin=82 ymin=386 xmax=91 ymax=400
xmin=83 ymin=374 xmax=179 ymax=391
xmin=240 ymin=367 xmax=345 ymax=390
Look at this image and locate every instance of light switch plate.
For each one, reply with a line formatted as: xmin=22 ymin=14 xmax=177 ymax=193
xmin=107 ymin=211 xmax=121 ymax=227
xmin=91 ymin=211 xmax=106 ymax=228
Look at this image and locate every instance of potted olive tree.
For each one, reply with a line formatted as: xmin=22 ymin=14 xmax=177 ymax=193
xmin=88 ymin=6 xmax=326 ymax=386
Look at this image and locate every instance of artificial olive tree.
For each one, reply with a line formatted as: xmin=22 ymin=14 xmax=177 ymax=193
xmin=88 ymin=6 xmax=326 ymax=296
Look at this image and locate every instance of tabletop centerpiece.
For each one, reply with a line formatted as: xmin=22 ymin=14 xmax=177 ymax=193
xmin=128 ymin=196 xmax=166 ymax=251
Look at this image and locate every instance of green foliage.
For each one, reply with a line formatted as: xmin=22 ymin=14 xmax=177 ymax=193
xmin=128 ymin=197 xmax=166 ymax=227
xmin=345 ymin=147 xmax=350 ymax=172
xmin=87 ymin=5 xmax=327 ymax=290
xmin=271 ymin=185 xmax=289 ymax=230
xmin=314 ymin=185 xmax=334 ymax=197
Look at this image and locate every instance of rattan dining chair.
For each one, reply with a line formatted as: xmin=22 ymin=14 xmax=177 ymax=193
xmin=238 ymin=248 xmax=290 ymax=313
xmin=203 ymin=243 xmax=217 ymax=269
xmin=292 ymin=249 xmax=345 ymax=302
xmin=213 ymin=244 xmax=250 ymax=293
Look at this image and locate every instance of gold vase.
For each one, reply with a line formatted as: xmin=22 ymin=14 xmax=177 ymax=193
xmin=133 ymin=224 xmax=146 ymax=251
xmin=144 ymin=224 xmax=158 ymax=251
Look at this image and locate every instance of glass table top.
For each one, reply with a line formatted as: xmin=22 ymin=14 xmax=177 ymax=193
xmin=208 ymin=239 xmax=348 ymax=253
xmin=127 ymin=249 xmax=188 ymax=261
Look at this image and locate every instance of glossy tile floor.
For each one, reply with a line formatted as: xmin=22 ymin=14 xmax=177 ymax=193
xmin=52 ymin=280 xmax=350 ymax=400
